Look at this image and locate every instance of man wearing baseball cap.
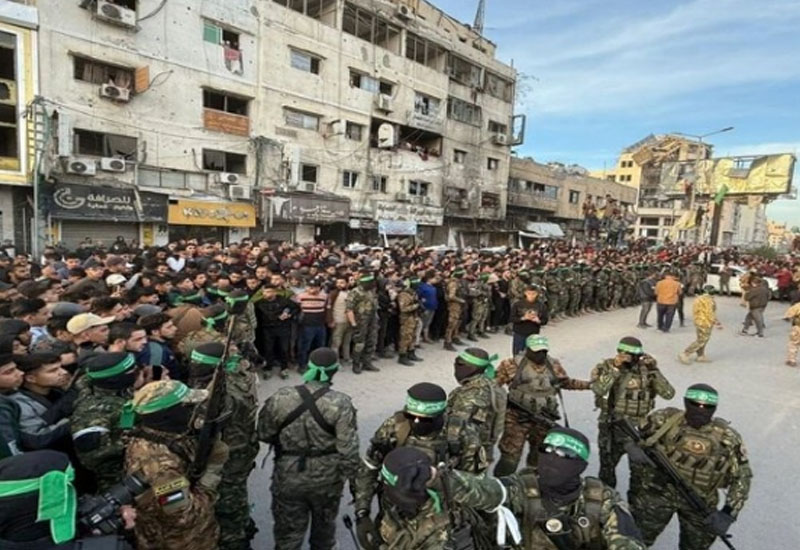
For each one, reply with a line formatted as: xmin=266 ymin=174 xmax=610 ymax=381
xmin=67 ymin=313 xmax=115 ymax=357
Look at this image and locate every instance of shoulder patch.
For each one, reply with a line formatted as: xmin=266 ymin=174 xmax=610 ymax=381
xmin=153 ymin=477 xmax=190 ymax=497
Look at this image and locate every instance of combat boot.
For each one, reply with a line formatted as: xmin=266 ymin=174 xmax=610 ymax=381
xmin=409 ymin=350 xmax=424 ymax=362
xmin=677 ymin=352 xmax=691 ymax=365
xmin=466 ymin=334 xmax=478 ymax=342
xmin=478 ymin=332 xmax=490 ymax=339
xmin=443 ymin=342 xmax=456 ymax=351
xmin=353 ymin=363 xmax=363 ymax=375
xmin=452 ymin=337 xmax=465 ymax=345
xmin=398 ymin=353 xmax=414 ymax=367
xmin=363 ymin=361 xmax=380 ymax=372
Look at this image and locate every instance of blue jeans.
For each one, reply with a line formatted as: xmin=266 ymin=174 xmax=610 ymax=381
xmin=298 ymin=325 xmax=326 ymax=368
xmin=512 ymin=332 xmax=529 ymax=356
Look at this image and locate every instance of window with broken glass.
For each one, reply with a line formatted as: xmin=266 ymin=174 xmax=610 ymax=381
xmin=73 ymin=129 xmax=138 ymax=159
xmin=447 ymin=97 xmax=482 ymax=126
xmin=446 ymin=54 xmax=482 ymax=87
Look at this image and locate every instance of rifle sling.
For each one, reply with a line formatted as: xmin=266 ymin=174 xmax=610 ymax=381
xmin=276 ymin=385 xmax=336 ymax=437
xmin=644 ymin=410 xmax=684 ymax=447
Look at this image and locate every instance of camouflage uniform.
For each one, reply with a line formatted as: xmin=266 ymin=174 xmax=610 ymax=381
xmin=580 ymin=267 xmax=594 ymax=312
xmin=232 ymin=300 xmax=257 ymax=347
xmin=258 ymin=380 xmax=360 ymax=550
xmin=397 ymin=287 xmax=421 ymax=355
xmin=346 ymin=285 xmax=379 ymax=372
xmin=556 ymin=270 xmax=570 ymax=317
xmin=445 ymin=278 xmax=466 ymax=345
xmin=545 ymin=271 xmax=562 ymax=319
xmin=446 ymin=374 xmax=507 ymax=461
xmin=622 ymin=268 xmax=637 ymax=307
xmin=71 ymin=383 xmax=132 ymax=492
xmin=353 ymin=412 xmax=487 ymax=515
xmin=566 ymin=268 xmax=581 ymax=316
xmin=594 ymin=268 xmax=610 ymax=311
xmin=124 ymin=382 xmax=223 ymax=550
xmin=466 ymin=279 xmax=490 ymax=339
xmin=182 ymin=330 xmax=260 ymax=549
xmin=630 ymin=408 xmax=752 ymax=550
xmin=495 ymin=354 xmax=590 ymax=472
xmin=378 ymin=468 xmax=645 ymax=550
xmin=610 ymin=269 xmax=624 ymax=309
xmin=590 ymin=355 xmax=675 ymax=487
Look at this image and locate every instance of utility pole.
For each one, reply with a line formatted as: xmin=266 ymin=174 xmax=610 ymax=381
xmin=473 ymin=0 xmax=486 ymax=35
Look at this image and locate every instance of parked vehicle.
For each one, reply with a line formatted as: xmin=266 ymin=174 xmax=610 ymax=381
xmin=706 ymin=264 xmax=779 ymax=295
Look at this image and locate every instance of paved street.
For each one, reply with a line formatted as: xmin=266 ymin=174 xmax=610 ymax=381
xmin=250 ymin=296 xmax=800 ymax=549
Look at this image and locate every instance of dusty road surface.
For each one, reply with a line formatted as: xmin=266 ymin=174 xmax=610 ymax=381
xmin=249 ymin=296 xmax=799 ymax=549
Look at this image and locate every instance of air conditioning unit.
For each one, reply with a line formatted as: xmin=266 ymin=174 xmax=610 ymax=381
xmin=396 ymin=4 xmax=414 ymax=19
xmin=422 ymin=197 xmax=434 ymax=206
xmin=228 ymin=184 xmax=251 ymax=200
xmin=459 ymin=199 xmax=470 ymax=210
xmin=96 ymin=0 xmax=137 ymax=28
xmin=395 ymin=192 xmax=410 ymax=202
xmin=492 ymin=133 xmax=509 ymax=146
xmin=99 ymin=84 xmax=131 ymax=102
xmin=375 ymin=94 xmax=393 ymax=112
xmin=0 ymin=79 xmax=17 ymax=106
xmin=301 ymin=182 xmax=316 ymax=193
xmin=66 ymin=158 xmax=97 ymax=176
xmin=99 ymin=157 xmax=126 ymax=172
xmin=215 ymin=172 xmax=241 ymax=185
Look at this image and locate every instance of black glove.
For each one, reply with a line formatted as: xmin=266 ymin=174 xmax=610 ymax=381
xmin=355 ymin=510 xmax=380 ymax=550
xmin=705 ymin=510 xmax=735 ymax=536
xmin=624 ymin=441 xmax=655 ymax=467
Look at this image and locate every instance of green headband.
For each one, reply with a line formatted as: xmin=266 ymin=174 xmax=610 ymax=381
xmin=543 ymin=432 xmax=590 ymax=461
xmin=120 ymin=382 xmax=193 ymax=429
xmin=204 ymin=310 xmax=228 ymax=327
xmin=617 ymin=342 xmax=643 ymax=355
xmin=225 ymin=294 xmax=249 ymax=306
xmin=381 ymin=464 xmax=442 ymax=514
xmin=189 ymin=350 xmax=239 ymax=373
xmin=85 ymin=354 xmax=136 ymax=380
xmin=0 ymin=465 xmax=76 ymax=544
xmin=359 ymin=275 xmax=375 ymax=283
xmin=453 ymin=269 xmax=465 ymax=276
xmin=457 ymin=351 xmax=499 ymax=379
xmin=302 ymin=360 xmax=340 ymax=383
xmin=685 ymin=388 xmax=719 ymax=406
xmin=174 ymin=292 xmax=201 ymax=304
xmin=208 ymin=287 xmax=230 ymax=297
xmin=405 ymin=395 xmax=447 ymax=417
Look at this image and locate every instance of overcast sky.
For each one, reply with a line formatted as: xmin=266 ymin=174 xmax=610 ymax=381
xmin=435 ymin=0 xmax=800 ymax=224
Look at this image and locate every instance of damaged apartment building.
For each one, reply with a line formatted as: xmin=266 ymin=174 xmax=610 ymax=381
xmin=20 ymin=0 xmax=518 ymax=250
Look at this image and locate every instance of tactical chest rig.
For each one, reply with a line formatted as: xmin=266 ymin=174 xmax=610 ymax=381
xmin=508 ymin=354 xmax=559 ymax=418
xmin=517 ymin=470 xmax=605 ymax=550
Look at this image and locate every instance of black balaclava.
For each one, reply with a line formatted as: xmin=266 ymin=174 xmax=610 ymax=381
xmin=525 ymin=349 xmax=548 ymax=365
xmin=537 ymin=427 xmax=590 ymax=504
xmin=617 ymin=336 xmax=643 ymax=368
xmin=454 ymin=347 xmax=487 ymax=383
xmin=139 ymin=403 xmax=195 ymax=434
xmin=381 ymin=447 xmax=434 ymax=518
xmin=0 ymin=450 xmax=71 ymax=543
xmin=405 ymin=382 xmax=447 ymax=438
xmin=684 ymin=383 xmax=718 ymax=429
xmin=306 ymin=347 xmax=339 ymax=384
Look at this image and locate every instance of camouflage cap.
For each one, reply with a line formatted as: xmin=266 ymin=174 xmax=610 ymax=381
xmin=526 ymin=334 xmax=549 ymax=351
xmin=132 ymin=380 xmax=208 ymax=413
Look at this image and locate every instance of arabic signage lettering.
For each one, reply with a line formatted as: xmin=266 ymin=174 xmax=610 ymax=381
xmin=168 ymin=200 xmax=256 ymax=227
xmin=379 ymin=220 xmax=418 ymax=235
xmin=46 ymin=183 xmax=167 ymax=222
xmin=374 ymin=201 xmax=444 ymax=226
xmin=270 ymin=194 xmax=350 ymax=223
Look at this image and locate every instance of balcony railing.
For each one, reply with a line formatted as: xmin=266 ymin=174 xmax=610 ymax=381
xmin=508 ymin=190 xmax=558 ymax=211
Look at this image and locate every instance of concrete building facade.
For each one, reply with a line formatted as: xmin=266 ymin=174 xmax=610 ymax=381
xmin=508 ymin=156 xmax=637 ymax=241
xmin=0 ymin=2 xmax=38 ymax=252
xmin=23 ymin=0 xmax=516 ymax=250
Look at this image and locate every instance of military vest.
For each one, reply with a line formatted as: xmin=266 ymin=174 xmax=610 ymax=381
xmin=393 ymin=412 xmax=464 ymax=467
xmin=603 ymin=362 xmax=656 ymax=419
xmin=351 ymin=288 xmax=377 ymax=316
xmin=517 ymin=470 xmax=605 ymax=550
xmin=647 ymin=411 xmax=734 ymax=493
xmin=450 ymin=377 xmax=504 ymax=448
xmin=508 ymin=354 xmax=559 ymax=416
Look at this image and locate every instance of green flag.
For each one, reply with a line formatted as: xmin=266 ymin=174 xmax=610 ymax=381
xmin=714 ymin=184 xmax=729 ymax=204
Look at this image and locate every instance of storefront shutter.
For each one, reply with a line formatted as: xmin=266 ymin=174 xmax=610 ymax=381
xmin=60 ymin=221 xmax=138 ymax=249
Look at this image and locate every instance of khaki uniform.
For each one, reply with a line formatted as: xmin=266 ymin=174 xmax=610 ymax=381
xmin=396 ymin=288 xmax=421 ymax=354
xmin=445 ymin=278 xmax=466 ymax=345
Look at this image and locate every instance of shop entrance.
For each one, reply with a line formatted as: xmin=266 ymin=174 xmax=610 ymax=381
xmin=168 ymin=225 xmax=226 ymax=244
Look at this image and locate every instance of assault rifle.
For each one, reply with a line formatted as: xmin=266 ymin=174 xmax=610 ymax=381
xmin=508 ymin=400 xmax=561 ymax=430
xmin=187 ymin=292 xmax=249 ymax=484
xmin=615 ymin=418 xmax=736 ymax=550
